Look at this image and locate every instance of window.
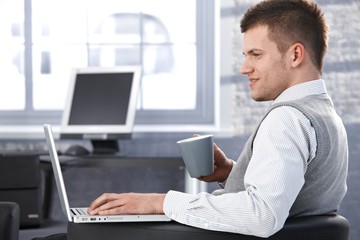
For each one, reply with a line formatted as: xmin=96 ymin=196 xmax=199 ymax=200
xmin=0 ymin=0 xmax=218 ymax=131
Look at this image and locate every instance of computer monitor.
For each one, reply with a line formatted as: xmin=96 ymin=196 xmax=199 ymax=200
xmin=60 ymin=66 xmax=141 ymax=154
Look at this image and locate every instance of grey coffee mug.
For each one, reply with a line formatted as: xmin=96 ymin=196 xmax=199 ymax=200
xmin=176 ymin=135 xmax=214 ymax=178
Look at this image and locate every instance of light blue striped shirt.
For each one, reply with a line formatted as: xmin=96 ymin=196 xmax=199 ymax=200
xmin=163 ymin=80 xmax=327 ymax=237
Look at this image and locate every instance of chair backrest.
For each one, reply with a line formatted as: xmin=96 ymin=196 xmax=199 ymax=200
xmin=270 ymin=215 xmax=350 ymax=240
xmin=0 ymin=201 xmax=20 ymax=240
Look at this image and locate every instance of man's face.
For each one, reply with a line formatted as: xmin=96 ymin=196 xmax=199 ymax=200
xmin=240 ymin=25 xmax=292 ymax=101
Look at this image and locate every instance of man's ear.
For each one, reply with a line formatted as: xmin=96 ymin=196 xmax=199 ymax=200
xmin=291 ymin=43 xmax=305 ymax=68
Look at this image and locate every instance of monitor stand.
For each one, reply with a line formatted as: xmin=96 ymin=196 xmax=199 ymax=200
xmin=91 ymin=140 xmax=120 ymax=155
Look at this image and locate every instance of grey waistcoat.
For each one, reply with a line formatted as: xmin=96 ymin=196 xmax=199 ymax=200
xmin=216 ymin=93 xmax=348 ymax=217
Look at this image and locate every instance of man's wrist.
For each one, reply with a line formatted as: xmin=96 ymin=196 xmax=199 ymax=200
xmin=152 ymin=193 xmax=166 ymax=214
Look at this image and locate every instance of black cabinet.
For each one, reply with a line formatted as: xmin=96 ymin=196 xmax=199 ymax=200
xmin=0 ymin=154 xmax=44 ymax=228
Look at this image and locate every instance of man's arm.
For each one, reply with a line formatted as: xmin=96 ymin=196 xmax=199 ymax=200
xmin=163 ymin=107 xmax=315 ymax=237
xmin=88 ymin=141 xmax=233 ymax=216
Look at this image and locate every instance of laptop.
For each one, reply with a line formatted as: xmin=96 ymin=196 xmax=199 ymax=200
xmin=43 ymin=124 xmax=171 ymax=223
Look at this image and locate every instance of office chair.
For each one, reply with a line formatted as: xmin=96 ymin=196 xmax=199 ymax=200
xmin=0 ymin=201 xmax=20 ymax=240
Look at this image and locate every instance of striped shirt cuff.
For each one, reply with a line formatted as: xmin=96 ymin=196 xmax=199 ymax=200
xmin=163 ymin=190 xmax=195 ymax=224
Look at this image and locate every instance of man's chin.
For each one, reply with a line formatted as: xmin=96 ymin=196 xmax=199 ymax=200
xmin=252 ymin=94 xmax=272 ymax=102
xmin=252 ymin=94 xmax=264 ymax=101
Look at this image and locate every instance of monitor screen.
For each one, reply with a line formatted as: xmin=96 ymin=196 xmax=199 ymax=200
xmin=60 ymin=66 xmax=140 ymax=154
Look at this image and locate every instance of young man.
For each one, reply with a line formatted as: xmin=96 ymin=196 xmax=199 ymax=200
xmin=88 ymin=0 xmax=348 ymax=237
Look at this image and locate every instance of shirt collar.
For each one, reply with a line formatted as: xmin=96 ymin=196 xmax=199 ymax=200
xmin=273 ymin=79 xmax=327 ymax=104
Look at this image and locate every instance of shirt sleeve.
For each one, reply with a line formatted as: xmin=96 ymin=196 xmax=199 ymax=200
xmin=163 ymin=106 xmax=316 ymax=237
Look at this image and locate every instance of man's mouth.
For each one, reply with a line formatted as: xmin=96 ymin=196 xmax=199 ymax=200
xmin=249 ymin=78 xmax=258 ymax=88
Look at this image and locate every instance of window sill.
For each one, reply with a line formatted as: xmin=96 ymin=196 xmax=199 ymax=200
xmin=0 ymin=124 xmax=235 ymax=140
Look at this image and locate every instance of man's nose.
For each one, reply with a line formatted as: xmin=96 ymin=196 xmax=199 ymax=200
xmin=240 ymin=62 xmax=253 ymax=75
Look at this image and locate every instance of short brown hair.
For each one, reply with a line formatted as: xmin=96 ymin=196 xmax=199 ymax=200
xmin=240 ymin=0 xmax=328 ymax=72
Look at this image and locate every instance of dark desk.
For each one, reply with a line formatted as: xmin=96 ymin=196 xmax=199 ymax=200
xmin=67 ymin=215 xmax=350 ymax=240
xmin=39 ymin=155 xmax=191 ymax=219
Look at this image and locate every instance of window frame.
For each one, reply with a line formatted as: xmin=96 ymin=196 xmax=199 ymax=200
xmin=0 ymin=0 xmax=219 ymax=135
